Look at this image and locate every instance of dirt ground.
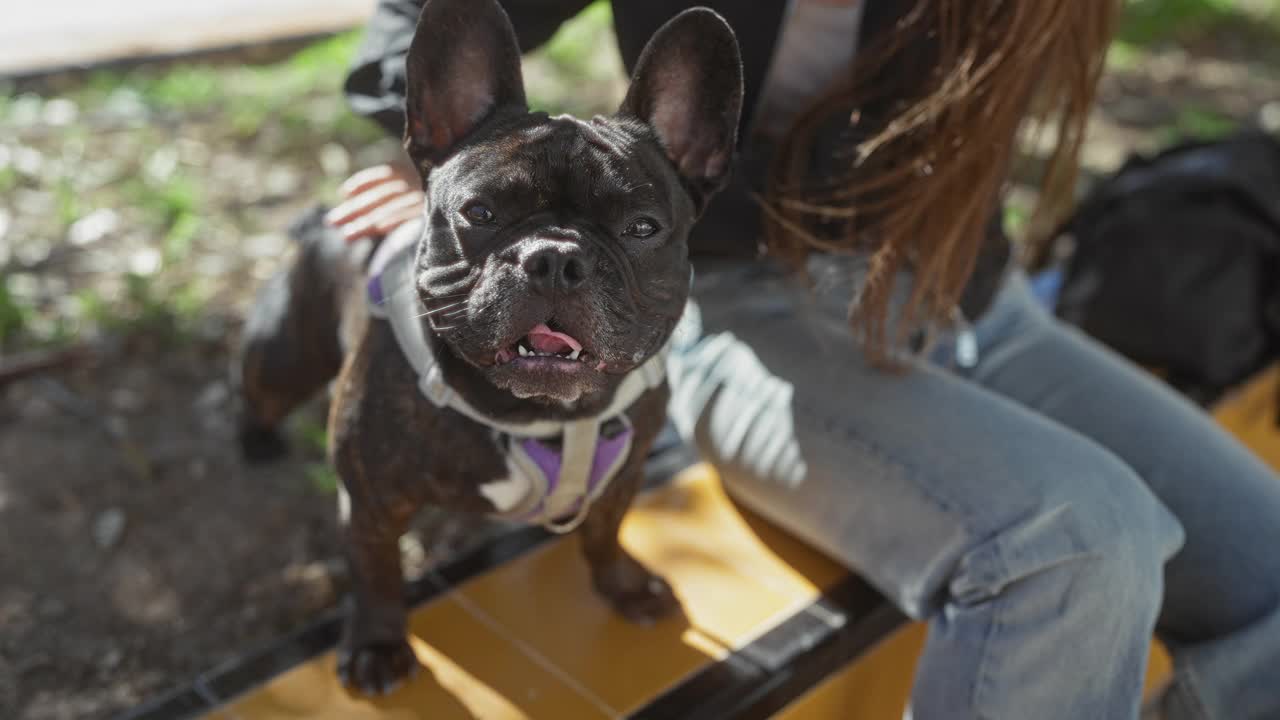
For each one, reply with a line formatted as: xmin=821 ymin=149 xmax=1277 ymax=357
xmin=3 ymin=10 xmax=1280 ymax=720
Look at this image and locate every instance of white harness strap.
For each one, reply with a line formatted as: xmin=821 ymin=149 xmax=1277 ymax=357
xmin=368 ymin=236 xmax=668 ymax=533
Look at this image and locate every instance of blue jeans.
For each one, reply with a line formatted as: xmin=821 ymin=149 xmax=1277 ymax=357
xmin=666 ymin=257 xmax=1280 ymax=720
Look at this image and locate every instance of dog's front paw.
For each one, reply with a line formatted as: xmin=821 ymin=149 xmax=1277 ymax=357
xmin=337 ymin=640 xmax=420 ymax=696
xmin=592 ymin=553 xmax=680 ymax=625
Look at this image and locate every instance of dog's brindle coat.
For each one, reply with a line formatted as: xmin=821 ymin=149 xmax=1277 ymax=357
xmin=234 ymin=0 xmax=743 ymax=696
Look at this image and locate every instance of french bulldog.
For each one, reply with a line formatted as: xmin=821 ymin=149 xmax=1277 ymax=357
xmin=232 ymin=0 xmax=743 ymax=696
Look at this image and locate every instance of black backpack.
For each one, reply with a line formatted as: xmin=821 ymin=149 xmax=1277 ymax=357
xmin=1052 ymin=130 xmax=1280 ymax=406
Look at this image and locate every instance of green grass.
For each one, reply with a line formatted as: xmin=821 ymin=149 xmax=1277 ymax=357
xmin=0 ymin=30 xmax=399 ymax=352
xmin=293 ymin=416 xmax=329 ymax=454
xmin=0 ymin=9 xmax=622 ymax=355
xmin=525 ymin=1 xmax=623 ymax=116
xmin=1119 ymin=0 xmax=1240 ymax=44
xmin=0 ymin=164 xmax=19 ymax=194
xmin=292 ymin=416 xmax=337 ymax=494
xmin=63 ymin=271 xmax=208 ymax=347
xmin=305 ymin=463 xmax=340 ymax=494
xmin=0 ymin=279 xmax=29 ymax=347
xmin=1152 ymin=105 xmax=1240 ymax=145
xmin=541 ymin=1 xmax=613 ymax=74
xmin=7 ymin=31 xmax=385 ymax=148
xmin=1106 ymin=41 xmax=1144 ymax=71
xmin=1118 ymin=0 xmax=1280 ymax=46
xmin=1003 ymin=203 xmax=1031 ymax=239
xmin=83 ymin=31 xmax=361 ymax=110
xmin=1172 ymin=106 xmax=1238 ymax=137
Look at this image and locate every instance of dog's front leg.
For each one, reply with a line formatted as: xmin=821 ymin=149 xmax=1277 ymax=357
xmin=336 ymin=485 xmax=420 ymax=696
xmin=578 ymin=462 xmax=681 ymax=625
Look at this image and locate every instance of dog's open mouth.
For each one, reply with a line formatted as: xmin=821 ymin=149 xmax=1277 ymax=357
xmin=494 ymin=323 xmax=600 ymax=368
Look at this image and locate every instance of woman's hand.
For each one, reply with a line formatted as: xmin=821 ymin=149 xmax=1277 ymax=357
xmin=325 ymin=164 xmax=425 ymax=243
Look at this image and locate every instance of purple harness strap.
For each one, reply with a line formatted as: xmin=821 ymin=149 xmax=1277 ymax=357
xmin=515 ymin=422 xmax=634 ymax=521
xmin=366 ymin=227 xmax=416 ymax=314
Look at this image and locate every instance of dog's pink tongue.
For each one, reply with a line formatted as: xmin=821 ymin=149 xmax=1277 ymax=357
xmin=527 ymin=323 xmax=582 ymax=354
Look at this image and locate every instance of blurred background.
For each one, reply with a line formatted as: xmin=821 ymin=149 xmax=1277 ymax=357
xmin=1 ymin=1 xmax=1279 ymax=718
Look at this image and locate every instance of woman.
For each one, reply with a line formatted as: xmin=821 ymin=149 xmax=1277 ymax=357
xmin=329 ymin=1 xmax=1280 ymax=718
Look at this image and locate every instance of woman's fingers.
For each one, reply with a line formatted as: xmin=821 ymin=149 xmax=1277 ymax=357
xmin=325 ymin=177 xmax=413 ymax=227
xmin=338 ymin=164 xmax=400 ymax=197
xmin=338 ymin=190 xmax=426 ymax=242
xmin=326 ymin=164 xmax=425 ymax=242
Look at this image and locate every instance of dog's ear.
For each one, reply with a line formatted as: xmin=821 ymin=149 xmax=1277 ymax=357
xmin=403 ymin=0 xmax=526 ymax=166
xmin=619 ymin=8 xmax=744 ymax=212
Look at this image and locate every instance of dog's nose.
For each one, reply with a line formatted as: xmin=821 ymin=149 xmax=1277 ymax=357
xmin=521 ymin=242 xmax=592 ymax=294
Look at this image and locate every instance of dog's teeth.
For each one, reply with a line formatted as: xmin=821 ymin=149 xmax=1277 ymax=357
xmin=568 ymin=349 xmax=581 ymax=361
xmin=518 ymin=344 xmax=529 ymax=357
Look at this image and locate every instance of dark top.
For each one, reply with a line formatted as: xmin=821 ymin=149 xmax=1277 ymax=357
xmin=343 ymin=0 xmax=1012 ymax=319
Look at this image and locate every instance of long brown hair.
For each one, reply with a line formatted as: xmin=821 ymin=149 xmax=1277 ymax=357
xmin=761 ymin=0 xmax=1120 ymax=356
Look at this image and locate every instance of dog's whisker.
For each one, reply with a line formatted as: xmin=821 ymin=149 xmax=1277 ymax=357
xmin=415 ymin=306 xmax=468 ymax=322
xmin=423 ymin=301 xmax=468 ymax=316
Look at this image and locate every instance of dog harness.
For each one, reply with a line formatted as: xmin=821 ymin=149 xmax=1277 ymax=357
xmin=365 ymin=229 xmax=667 ymax=534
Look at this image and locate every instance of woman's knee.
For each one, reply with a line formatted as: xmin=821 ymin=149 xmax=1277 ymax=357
xmin=1070 ymin=448 xmax=1185 ymax=575
xmin=955 ymin=446 xmax=1185 ymax=620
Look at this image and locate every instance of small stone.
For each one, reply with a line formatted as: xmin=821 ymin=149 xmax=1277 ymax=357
xmin=104 ymin=88 xmax=147 ymax=122
xmin=244 ymin=233 xmax=287 ymax=259
xmin=319 ymin=143 xmax=350 ymax=178
xmin=109 ymin=388 xmax=144 ymax=413
xmin=20 ymin=394 xmax=56 ymax=421
xmin=12 ymin=146 xmax=44 ymax=178
xmin=42 ymin=275 xmax=67 ymax=298
xmin=105 ymin=415 xmax=128 ymax=439
xmin=282 ymin=558 xmax=348 ymax=612
xmin=176 ymin=139 xmax=210 ymax=167
xmin=9 ymin=94 xmax=43 ymax=126
xmin=68 ymin=208 xmax=121 ymax=247
xmin=399 ymin=534 xmax=428 ymax=575
xmin=93 ymin=508 xmax=127 ymax=550
xmin=41 ymin=98 xmax=79 ymax=127
xmin=100 ymin=648 xmax=124 ymax=671
xmin=144 ymin=148 xmax=179 ymax=184
xmin=194 ymin=381 xmax=229 ymax=413
xmin=193 ymin=252 xmax=237 ymax=278
xmin=128 ymin=247 xmax=162 ymax=276
xmin=1261 ymin=101 xmax=1280 ymax=134
xmin=6 ymin=273 xmax=38 ymax=301
xmin=14 ymin=238 xmax=51 ymax=266
xmin=264 ymin=166 xmax=301 ymax=199
xmin=284 ymin=561 xmax=329 ymax=586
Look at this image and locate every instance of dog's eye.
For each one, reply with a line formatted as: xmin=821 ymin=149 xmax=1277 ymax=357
xmin=462 ymin=202 xmax=495 ymax=225
xmin=624 ymin=218 xmax=659 ymax=239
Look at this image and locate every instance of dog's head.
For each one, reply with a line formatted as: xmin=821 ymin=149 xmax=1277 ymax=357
xmin=401 ymin=0 xmax=742 ymax=411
